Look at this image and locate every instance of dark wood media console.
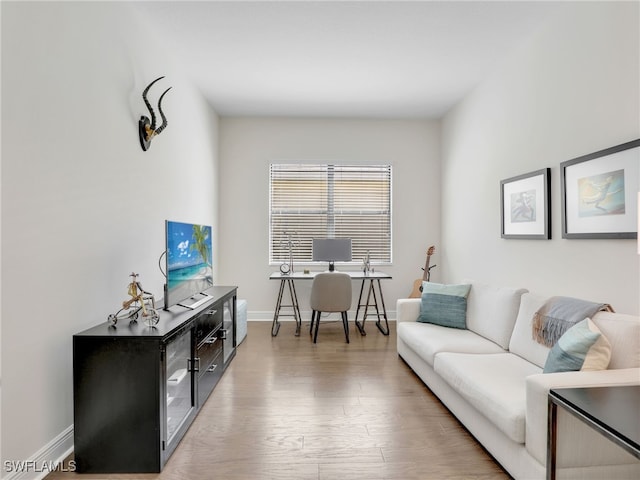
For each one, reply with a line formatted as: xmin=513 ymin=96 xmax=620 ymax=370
xmin=73 ymin=286 xmax=237 ymax=473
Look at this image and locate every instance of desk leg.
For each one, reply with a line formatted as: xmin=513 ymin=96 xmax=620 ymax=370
xmin=271 ymin=279 xmax=286 ymax=336
xmin=354 ymin=280 xmax=367 ymax=335
xmin=354 ymin=279 xmax=368 ymax=336
xmin=366 ymin=280 xmax=379 ymax=330
xmin=287 ymin=278 xmax=302 ymax=336
xmin=354 ymin=279 xmax=390 ymax=336
xmin=271 ymin=278 xmax=302 ymax=337
xmin=374 ymin=279 xmax=390 ymax=336
xmin=547 ymin=397 xmax=558 ymax=480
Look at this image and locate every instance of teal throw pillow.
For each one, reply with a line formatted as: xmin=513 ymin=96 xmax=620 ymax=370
xmin=543 ymin=318 xmax=611 ymax=373
xmin=417 ymin=282 xmax=471 ymax=329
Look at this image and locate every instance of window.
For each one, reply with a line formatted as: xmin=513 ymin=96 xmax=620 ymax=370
xmin=269 ymin=164 xmax=392 ymax=265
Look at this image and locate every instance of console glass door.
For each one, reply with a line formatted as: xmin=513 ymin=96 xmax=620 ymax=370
xmin=165 ymin=329 xmax=194 ymax=445
xmin=222 ymin=297 xmax=235 ymax=363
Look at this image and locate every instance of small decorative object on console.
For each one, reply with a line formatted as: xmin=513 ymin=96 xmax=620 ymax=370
xmin=280 ymin=231 xmax=298 ymax=274
xmin=362 ymin=250 xmax=371 ymax=274
xmin=107 ymin=272 xmax=159 ymax=326
xmin=279 ymin=262 xmax=290 ymax=274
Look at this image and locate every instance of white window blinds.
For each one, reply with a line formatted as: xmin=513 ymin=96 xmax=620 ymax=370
xmin=269 ymin=164 xmax=392 ymax=265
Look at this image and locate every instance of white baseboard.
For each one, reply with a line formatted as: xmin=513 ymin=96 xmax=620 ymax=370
xmin=3 ymin=426 xmax=74 ymax=480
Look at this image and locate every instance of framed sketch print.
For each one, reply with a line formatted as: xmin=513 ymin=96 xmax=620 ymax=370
xmin=561 ymin=139 xmax=639 ymax=239
xmin=501 ymin=168 xmax=551 ymax=239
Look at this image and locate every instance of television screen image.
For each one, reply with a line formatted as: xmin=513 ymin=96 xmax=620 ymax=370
xmin=165 ymin=220 xmax=213 ymax=309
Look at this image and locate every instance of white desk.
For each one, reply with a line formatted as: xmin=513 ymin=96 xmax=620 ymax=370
xmin=269 ymin=271 xmax=392 ymax=337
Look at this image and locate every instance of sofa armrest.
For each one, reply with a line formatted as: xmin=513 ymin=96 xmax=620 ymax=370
xmin=396 ymin=298 xmax=421 ymax=323
xmin=525 ymin=368 xmax=640 ymax=465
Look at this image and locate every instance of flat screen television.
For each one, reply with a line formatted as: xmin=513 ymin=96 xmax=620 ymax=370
xmin=312 ymin=238 xmax=352 ymax=271
xmin=164 ymin=220 xmax=213 ymax=310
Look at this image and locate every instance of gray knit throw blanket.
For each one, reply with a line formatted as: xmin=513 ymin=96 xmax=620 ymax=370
xmin=532 ymin=296 xmax=614 ymax=347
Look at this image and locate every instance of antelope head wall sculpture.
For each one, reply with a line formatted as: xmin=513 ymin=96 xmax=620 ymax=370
xmin=138 ymin=76 xmax=172 ymax=151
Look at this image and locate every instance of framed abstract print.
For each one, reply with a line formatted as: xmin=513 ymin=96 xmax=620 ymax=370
xmin=501 ymin=168 xmax=551 ymax=240
xmin=561 ymin=139 xmax=639 ymax=239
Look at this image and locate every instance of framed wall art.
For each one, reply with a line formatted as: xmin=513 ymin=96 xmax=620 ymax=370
xmin=561 ymin=139 xmax=639 ymax=239
xmin=500 ymin=168 xmax=551 ymax=239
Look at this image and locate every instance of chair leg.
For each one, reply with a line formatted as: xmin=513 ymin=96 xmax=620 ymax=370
xmin=342 ymin=311 xmax=350 ymax=343
xmin=313 ymin=311 xmax=321 ymax=343
xmin=310 ymin=310 xmax=315 ymax=335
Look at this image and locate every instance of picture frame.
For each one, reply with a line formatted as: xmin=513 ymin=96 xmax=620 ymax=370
xmin=561 ymin=139 xmax=640 ymax=239
xmin=500 ymin=168 xmax=551 ymax=239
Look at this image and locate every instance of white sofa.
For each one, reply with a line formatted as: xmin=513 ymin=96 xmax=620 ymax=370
xmin=396 ymin=282 xmax=640 ymax=480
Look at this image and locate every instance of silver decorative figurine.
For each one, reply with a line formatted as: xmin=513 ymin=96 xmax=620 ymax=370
xmin=107 ymin=272 xmax=160 ymax=326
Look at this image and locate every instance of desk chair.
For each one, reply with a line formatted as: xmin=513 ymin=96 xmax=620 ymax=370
xmin=309 ymin=272 xmax=352 ymax=343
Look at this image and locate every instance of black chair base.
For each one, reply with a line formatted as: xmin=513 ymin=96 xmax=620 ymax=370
xmin=310 ymin=310 xmax=350 ymax=344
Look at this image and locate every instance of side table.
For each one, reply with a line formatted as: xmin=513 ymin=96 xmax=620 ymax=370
xmin=547 ymin=386 xmax=640 ymax=480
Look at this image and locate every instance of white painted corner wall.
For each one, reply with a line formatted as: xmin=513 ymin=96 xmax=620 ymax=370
xmin=217 ymin=117 xmax=441 ymax=316
xmin=441 ymin=1 xmax=639 ymax=314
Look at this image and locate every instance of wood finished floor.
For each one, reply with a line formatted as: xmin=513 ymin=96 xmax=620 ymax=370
xmin=49 ymin=320 xmax=510 ymax=479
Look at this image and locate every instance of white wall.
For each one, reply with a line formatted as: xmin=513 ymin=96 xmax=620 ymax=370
xmin=2 ymin=0 xmax=638 ymax=475
xmin=1 ymin=2 xmax=219 ymax=475
xmin=218 ymin=118 xmax=440 ymax=318
xmin=442 ymin=1 xmax=639 ymax=314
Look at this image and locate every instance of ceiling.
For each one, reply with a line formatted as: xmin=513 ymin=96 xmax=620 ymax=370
xmin=134 ymin=1 xmax=565 ymax=119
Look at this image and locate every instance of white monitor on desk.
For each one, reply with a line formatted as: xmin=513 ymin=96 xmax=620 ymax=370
xmin=312 ymin=238 xmax=352 ymax=272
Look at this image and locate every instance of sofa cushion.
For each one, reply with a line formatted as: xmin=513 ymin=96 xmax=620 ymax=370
xmin=592 ymin=311 xmax=640 ymax=369
xmin=509 ymin=293 xmax=551 ymax=368
xmin=434 ymin=352 xmax=542 ymax=443
xmin=543 ymin=318 xmax=611 ymax=373
xmin=465 ymin=282 xmax=528 ymax=349
xmin=417 ymin=282 xmax=471 ymax=329
xmin=397 ymin=322 xmax=505 ymax=367
xmin=511 ymin=294 xmax=640 ymax=370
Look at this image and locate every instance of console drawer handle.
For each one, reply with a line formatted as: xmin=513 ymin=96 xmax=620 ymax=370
xmin=207 ymin=364 xmax=217 ymax=373
xmin=205 ymin=337 xmax=218 ymax=345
